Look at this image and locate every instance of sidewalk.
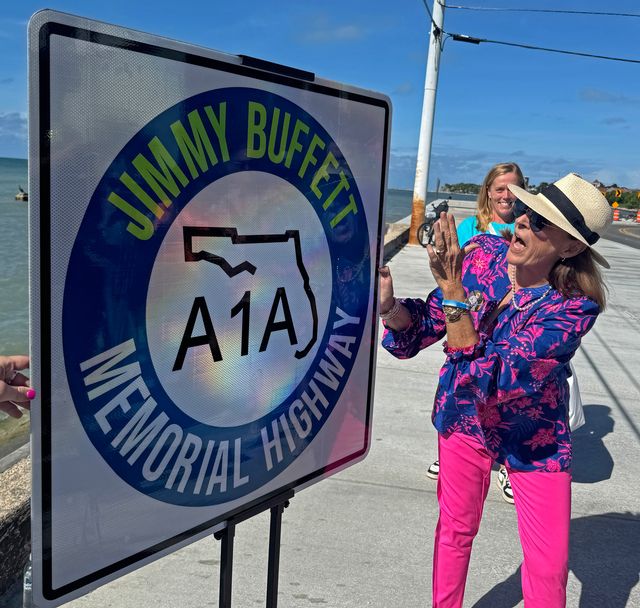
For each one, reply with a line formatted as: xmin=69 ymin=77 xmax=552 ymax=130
xmin=66 ymin=232 xmax=640 ymax=607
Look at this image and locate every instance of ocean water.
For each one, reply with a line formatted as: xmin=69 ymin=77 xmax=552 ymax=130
xmin=0 ymin=157 xmax=29 ymax=356
xmin=0 ymin=157 xmax=29 ymax=445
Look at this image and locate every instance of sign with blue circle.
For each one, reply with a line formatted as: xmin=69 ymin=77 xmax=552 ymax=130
xmin=63 ymin=87 xmax=371 ymax=506
xmin=30 ymin=10 xmax=389 ymax=604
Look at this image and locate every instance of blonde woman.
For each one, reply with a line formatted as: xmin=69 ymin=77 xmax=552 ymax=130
xmin=456 ymin=161 xmax=525 ymax=244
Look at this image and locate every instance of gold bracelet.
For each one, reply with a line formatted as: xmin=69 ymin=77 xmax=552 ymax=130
xmin=442 ymin=305 xmax=469 ymax=323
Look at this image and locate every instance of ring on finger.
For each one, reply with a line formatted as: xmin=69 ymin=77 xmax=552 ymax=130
xmin=7 ymin=370 xmax=18 ymax=385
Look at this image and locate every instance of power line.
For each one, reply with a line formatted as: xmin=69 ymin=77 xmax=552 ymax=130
xmin=421 ymin=0 xmax=436 ymax=26
xmin=445 ymin=4 xmax=640 ymax=18
xmin=448 ymin=33 xmax=640 ymax=64
xmin=420 ymin=0 xmax=640 ymax=63
xmin=421 ymin=0 xmax=446 ymax=50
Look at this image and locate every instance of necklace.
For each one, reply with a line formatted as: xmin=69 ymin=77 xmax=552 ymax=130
xmin=509 ymin=265 xmax=552 ymax=312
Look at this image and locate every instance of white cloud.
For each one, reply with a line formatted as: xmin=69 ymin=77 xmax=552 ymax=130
xmin=590 ymin=166 xmax=640 ymax=189
xmin=0 ymin=18 xmax=28 ymax=39
xmin=602 ymin=117 xmax=627 ymax=126
xmin=392 ymin=82 xmax=414 ymax=96
xmin=301 ymin=15 xmax=366 ymax=43
xmin=388 ymin=145 xmax=613 ymax=190
xmin=0 ymin=111 xmax=26 ymax=137
xmin=579 ymin=88 xmax=640 ymax=105
xmin=0 ymin=112 xmax=27 ymax=157
xmin=388 ymin=151 xmax=417 ymax=189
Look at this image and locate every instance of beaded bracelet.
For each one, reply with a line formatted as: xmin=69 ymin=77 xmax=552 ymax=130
xmin=441 ymin=298 xmax=470 ymax=310
xmin=379 ymin=298 xmax=402 ymax=322
xmin=443 ymin=340 xmax=480 ymax=355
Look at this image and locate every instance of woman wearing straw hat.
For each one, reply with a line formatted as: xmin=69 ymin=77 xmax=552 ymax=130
xmin=427 ymin=161 xmax=526 ymax=506
xmin=378 ymin=173 xmax=612 ymax=607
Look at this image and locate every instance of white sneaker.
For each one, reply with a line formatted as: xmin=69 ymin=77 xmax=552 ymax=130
xmin=497 ymin=467 xmax=514 ymax=504
xmin=426 ymin=459 xmax=439 ymax=480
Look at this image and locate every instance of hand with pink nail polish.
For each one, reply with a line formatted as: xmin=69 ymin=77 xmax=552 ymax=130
xmin=0 ymin=354 xmax=33 ymax=419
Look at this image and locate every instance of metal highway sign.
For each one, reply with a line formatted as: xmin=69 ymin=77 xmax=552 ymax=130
xmin=29 ymin=9 xmax=390 ymax=606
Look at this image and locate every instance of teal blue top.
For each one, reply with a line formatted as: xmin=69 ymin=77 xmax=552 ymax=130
xmin=456 ymin=215 xmax=515 ymax=246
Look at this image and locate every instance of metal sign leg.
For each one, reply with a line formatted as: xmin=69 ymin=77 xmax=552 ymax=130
xmin=216 ymin=521 xmax=236 ymax=608
xmin=266 ymin=499 xmax=290 ymax=608
xmin=214 ymin=489 xmax=293 ymax=608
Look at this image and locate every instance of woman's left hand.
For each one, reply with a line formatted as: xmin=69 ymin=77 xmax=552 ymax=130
xmin=427 ymin=212 xmax=475 ymax=297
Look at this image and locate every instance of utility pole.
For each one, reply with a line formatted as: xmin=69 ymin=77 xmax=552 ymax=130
xmin=408 ymin=0 xmax=445 ymax=245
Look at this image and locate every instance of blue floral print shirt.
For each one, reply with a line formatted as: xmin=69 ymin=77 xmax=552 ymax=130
xmin=381 ymin=234 xmax=600 ymax=472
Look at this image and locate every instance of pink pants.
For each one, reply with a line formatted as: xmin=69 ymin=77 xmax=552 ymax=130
xmin=432 ymin=432 xmax=570 ymax=608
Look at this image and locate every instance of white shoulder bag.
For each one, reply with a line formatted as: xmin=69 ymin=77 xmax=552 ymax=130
xmin=567 ymin=361 xmax=585 ymax=431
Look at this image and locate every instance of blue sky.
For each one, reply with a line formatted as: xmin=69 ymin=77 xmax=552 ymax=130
xmin=1 ymin=0 xmax=639 ymax=189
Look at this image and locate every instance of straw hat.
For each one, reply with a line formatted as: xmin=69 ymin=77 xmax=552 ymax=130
xmin=508 ymin=173 xmax=613 ymax=268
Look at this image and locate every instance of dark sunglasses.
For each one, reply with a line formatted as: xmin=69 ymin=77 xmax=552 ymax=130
xmin=512 ymin=199 xmax=552 ymax=233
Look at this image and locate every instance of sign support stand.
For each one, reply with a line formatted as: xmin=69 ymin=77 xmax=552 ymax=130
xmin=214 ymin=488 xmax=294 ymax=608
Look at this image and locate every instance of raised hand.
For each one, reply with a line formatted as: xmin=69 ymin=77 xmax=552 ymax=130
xmin=426 ymin=212 xmax=478 ymax=297
xmin=378 ymin=265 xmax=395 ymax=314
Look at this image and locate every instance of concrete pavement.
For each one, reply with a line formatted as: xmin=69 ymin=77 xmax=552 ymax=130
xmin=64 ymin=224 xmax=640 ymax=608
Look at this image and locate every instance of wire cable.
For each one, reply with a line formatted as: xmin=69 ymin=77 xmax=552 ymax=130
xmin=448 ymin=33 xmax=640 ymax=64
xmin=425 ymin=0 xmax=640 ymax=63
xmin=445 ymin=4 xmax=640 ymax=18
xmin=421 ymin=0 xmax=446 ymax=51
xmin=421 ymin=0 xmax=436 ymax=26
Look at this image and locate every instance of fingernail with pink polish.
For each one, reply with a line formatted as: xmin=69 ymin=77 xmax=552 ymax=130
xmin=26 ymin=389 xmax=36 ymax=400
